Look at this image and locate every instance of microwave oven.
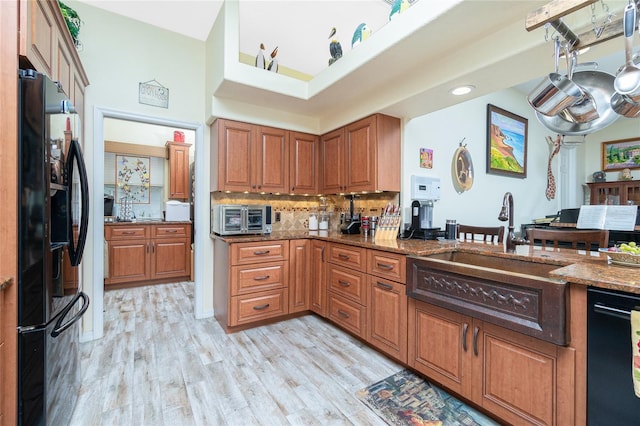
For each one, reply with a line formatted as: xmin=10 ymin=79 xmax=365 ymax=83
xmin=211 ymin=204 xmax=272 ymax=235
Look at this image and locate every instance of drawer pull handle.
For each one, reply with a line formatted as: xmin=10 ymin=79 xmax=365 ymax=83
xmin=123 ymin=231 xmax=135 ymax=234
xmin=376 ymin=263 xmax=394 ymax=270
xmin=338 ymin=254 xmax=350 ymax=260
xmin=165 ymin=229 xmax=178 ymax=233
xmin=337 ymin=310 xmax=350 ymax=318
xmin=376 ymin=282 xmax=393 ymax=291
xmin=253 ymin=275 xmax=270 ymax=281
xmin=338 ymin=280 xmax=351 ymax=287
xmin=253 ymin=303 xmax=270 ymax=311
xmin=253 ymin=250 xmax=271 ymax=255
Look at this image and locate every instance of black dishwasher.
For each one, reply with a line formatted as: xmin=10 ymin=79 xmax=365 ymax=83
xmin=587 ymin=287 xmax=640 ymax=425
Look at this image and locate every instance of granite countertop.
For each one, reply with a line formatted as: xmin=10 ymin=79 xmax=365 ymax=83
xmin=211 ymin=230 xmax=640 ymax=294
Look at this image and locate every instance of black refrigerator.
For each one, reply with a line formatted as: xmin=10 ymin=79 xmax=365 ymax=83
xmin=17 ymin=69 xmax=90 ymax=425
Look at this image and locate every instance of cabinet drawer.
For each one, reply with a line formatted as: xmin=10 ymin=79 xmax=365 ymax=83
xmin=328 ymin=265 xmax=366 ymax=305
xmin=328 ymin=292 xmax=366 ymax=337
xmin=105 ymin=225 xmax=148 ymax=240
xmin=231 ymin=240 xmax=289 ymax=265
xmin=231 ymin=261 xmax=287 ymax=296
xmin=368 ymin=250 xmax=406 ymax=282
xmin=229 ymin=289 xmax=289 ymax=326
xmin=328 ymin=243 xmax=366 ymax=271
xmin=153 ymin=223 xmax=190 ymax=238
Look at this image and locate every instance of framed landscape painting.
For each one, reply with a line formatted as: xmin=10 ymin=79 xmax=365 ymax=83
xmin=601 ymin=138 xmax=640 ymax=171
xmin=486 ymin=104 xmax=527 ymax=178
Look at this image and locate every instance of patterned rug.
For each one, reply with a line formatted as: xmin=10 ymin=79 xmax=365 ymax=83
xmin=356 ymin=370 xmax=499 ymax=426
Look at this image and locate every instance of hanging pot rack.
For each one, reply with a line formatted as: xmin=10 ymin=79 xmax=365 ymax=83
xmin=526 ymin=0 xmax=639 ymax=51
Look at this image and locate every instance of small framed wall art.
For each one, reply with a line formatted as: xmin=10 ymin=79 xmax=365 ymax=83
xmin=420 ymin=148 xmax=433 ymax=169
xmin=601 ymin=137 xmax=640 ymax=172
xmin=486 ymin=104 xmax=528 ymax=178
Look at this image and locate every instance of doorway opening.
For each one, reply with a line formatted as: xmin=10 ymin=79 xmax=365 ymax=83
xmin=88 ymin=107 xmax=206 ymax=341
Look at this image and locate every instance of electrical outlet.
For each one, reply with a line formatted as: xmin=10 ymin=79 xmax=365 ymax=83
xmin=275 ymin=211 xmax=281 ymax=222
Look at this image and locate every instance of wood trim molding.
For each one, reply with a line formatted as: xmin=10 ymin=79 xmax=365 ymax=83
xmin=1 ymin=0 xmax=20 ymax=422
xmin=104 ymin=140 xmax=166 ymax=158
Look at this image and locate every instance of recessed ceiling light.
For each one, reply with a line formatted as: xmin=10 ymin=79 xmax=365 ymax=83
xmin=451 ymin=85 xmax=475 ymax=96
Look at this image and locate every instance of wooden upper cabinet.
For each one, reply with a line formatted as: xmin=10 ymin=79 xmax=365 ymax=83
xmin=289 ymin=131 xmax=319 ymax=195
xmin=19 ymin=0 xmax=55 ymax=77
xmin=212 ymin=119 xmax=253 ymax=192
xmin=320 ymin=128 xmax=345 ymax=193
xmin=256 ymin=126 xmax=289 ymax=193
xmin=166 ymin=142 xmax=191 ymax=200
xmin=211 ymin=119 xmax=289 ymax=193
xmin=345 ymin=114 xmax=401 ymax=193
xmin=19 ymin=0 xmax=89 ymax=122
xmin=321 ymin=114 xmax=400 ymax=194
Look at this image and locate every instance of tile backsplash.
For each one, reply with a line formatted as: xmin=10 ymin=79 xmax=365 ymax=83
xmin=211 ymin=192 xmax=400 ymax=232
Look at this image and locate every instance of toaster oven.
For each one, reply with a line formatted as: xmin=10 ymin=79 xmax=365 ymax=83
xmin=211 ymin=204 xmax=272 ymax=235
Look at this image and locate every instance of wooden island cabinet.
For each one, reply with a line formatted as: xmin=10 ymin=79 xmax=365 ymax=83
xmin=408 ymin=298 xmax=575 ymax=425
xmin=104 ymin=222 xmax=191 ymax=288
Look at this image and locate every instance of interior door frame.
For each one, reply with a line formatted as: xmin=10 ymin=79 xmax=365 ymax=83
xmin=89 ymin=106 xmax=205 ymax=341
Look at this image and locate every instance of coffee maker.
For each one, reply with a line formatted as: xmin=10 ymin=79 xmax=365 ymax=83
xmin=340 ymin=194 xmax=361 ymax=234
xmin=406 ymin=175 xmax=442 ymax=240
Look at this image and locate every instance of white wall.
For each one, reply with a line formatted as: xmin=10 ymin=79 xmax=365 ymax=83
xmin=70 ymin=1 xmax=212 ymax=340
xmin=582 ymin=118 xmax=640 ymax=182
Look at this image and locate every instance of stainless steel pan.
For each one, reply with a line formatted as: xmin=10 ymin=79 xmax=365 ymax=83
xmin=527 ymin=39 xmax=584 ymax=117
xmin=535 ymin=69 xmax=619 ymax=135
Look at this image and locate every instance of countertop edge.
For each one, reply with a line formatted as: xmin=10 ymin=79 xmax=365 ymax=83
xmin=209 ymin=230 xmax=640 ymax=295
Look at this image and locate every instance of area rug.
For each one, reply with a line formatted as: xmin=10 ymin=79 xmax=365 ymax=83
xmin=356 ymin=369 xmax=499 ymax=426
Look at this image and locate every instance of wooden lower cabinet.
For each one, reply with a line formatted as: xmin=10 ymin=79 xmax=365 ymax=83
xmin=104 ymin=223 xmax=191 ymax=288
xmin=310 ymin=240 xmax=327 ymax=316
xmin=366 ymin=249 xmax=407 ymax=363
xmin=229 ymin=288 xmax=289 ymax=326
xmin=326 ymin=243 xmax=367 ymax=338
xmin=328 ymin=292 xmax=367 ymax=336
xmin=367 ymin=276 xmax=407 ymax=363
xmin=289 ymin=239 xmax=311 ymax=313
xmin=214 ymin=239 xmax=291 ymax=329
xmin=408 ymin=298 xmax=574 ymax=425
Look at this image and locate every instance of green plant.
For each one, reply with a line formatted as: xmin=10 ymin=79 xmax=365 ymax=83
xmin=58 ymin=1 xmax=81 ymax=47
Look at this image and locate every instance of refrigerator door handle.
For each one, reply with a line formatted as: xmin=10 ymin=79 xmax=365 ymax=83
xmin=66 ymin=139 xmax=90 ymax=267
xmin=51 ymin=292 xmax=89 ymax=338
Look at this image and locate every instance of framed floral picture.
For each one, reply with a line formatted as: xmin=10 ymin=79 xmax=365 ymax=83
xmin=115 ymin=155 xmax=151 ymax=203
xmin=601 ymin=138 xmax=640 ymax=171
xmin=486 ymin=104 xmax=528 ymax=178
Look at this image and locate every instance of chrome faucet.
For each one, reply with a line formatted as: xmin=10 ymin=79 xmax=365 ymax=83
xmin=498 ymin=192 xmax=527 ymax=252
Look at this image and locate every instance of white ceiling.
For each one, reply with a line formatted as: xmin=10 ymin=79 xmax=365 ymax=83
xmin=77 ymin=0 xmax=634 ymax=123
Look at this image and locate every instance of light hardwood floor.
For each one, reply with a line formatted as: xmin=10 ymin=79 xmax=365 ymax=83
xmin=70 ymin=282 xmax=402 ymax=425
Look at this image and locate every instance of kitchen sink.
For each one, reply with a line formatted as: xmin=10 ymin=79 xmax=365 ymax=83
xmin=407 ymin=251 xmax=568 ymax=345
